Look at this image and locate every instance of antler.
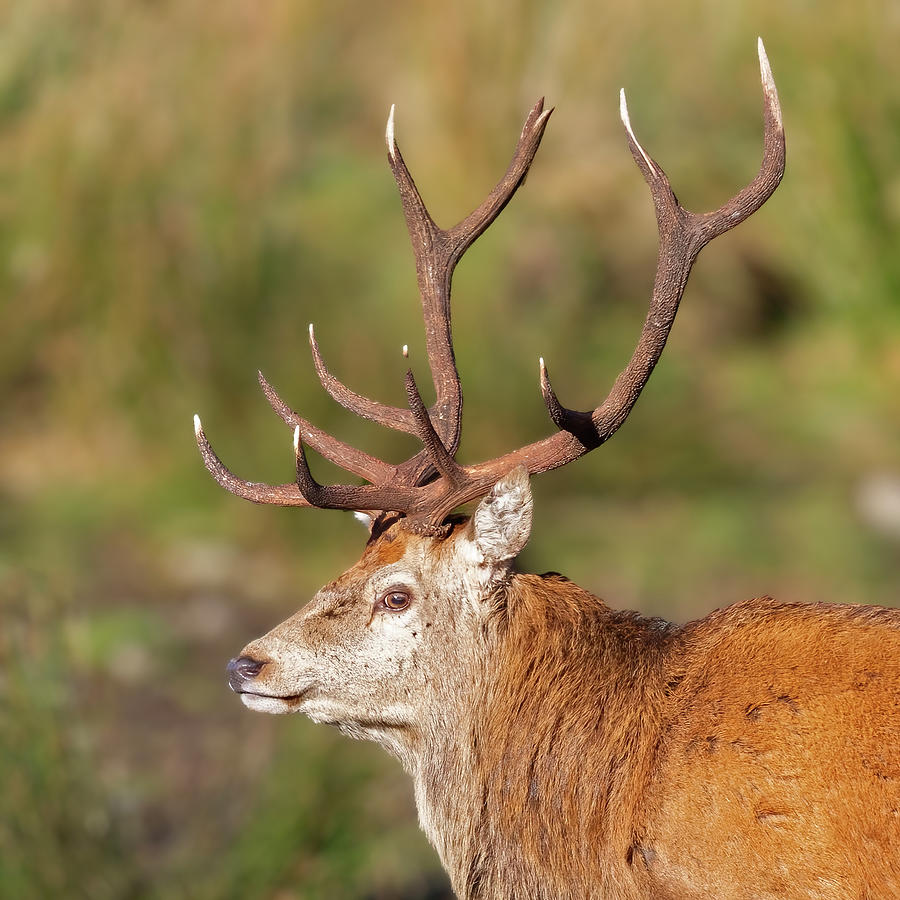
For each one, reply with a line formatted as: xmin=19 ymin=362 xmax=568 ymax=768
xmin=196 ymin=39 xmax=785 ymax=531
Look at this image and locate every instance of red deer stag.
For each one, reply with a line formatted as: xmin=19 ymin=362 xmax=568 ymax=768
xmin=195 ymin=40 xmax=900 ymax=900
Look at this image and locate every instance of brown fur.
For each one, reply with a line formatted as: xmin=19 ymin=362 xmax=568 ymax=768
xmin=414 ymin=573 xmax=900 ymax=898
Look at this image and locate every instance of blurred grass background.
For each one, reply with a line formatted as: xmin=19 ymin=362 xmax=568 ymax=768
xmin=1 ymin=0 xmax=898 ymax=897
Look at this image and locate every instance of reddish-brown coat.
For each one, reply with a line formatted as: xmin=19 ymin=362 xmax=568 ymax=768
xmin=447 ymin=573 xmax=900 ymax=898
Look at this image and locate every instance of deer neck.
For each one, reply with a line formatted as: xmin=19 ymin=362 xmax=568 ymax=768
xmin=411 ymin=573 xmax=675 ymax=899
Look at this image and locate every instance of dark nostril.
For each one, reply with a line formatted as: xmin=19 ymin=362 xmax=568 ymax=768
xmin=226 ymin=656 xmax=265 ymax=693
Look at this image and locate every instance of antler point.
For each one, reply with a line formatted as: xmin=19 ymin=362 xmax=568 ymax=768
xmin=618 ymin=89 xmax=635 ymax=143
xmin=757 ymin=37 xmax=772 ymax=86
xmin=756 ymin=37 xmax=782 ymax=130
xmin=386 ymin=104 xmax=396 ymax=158
xmin=619 ymin=88 xmax=658 ymax=175
xmin=193 ymin=413 xmax=202 ymax=436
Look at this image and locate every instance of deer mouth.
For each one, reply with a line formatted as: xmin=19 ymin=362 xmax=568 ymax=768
xmin=238 ymin=684 xmax=317 ymax=714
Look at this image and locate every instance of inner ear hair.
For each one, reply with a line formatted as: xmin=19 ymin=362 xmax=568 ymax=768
xmin=354 ymin=511 xmax=375 ymax=530
xmin=472 ymin=467 xmax=533 ymax=565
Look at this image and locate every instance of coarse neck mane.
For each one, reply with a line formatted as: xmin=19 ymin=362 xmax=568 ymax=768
xmin=412 ymin=572 xmax=678 ymax=899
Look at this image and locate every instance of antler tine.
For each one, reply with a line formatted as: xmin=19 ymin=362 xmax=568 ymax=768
xmin=292 ymin=425 xmax=327 ymax=506
xmin=194 ymin=415 xmax=312 ymax=506
xmin=307 ymin=324 xmax=417 ymax=435
xmin=539 ymin=357 xmax=596 ymax=445
xmin=291 ymin=424 xmax=419 ymax=513
xmin=404 ymin=369 xmax=464 ymax=482
xmin=447 ymin=99 xmax=554 ymax=254
xmin=386 ymin=100 xmax=553 ymax=455
xmin=257 ymin=370 xmax=397 ymax=484
xmin=694 ymin=38 xmax=785 ymax=246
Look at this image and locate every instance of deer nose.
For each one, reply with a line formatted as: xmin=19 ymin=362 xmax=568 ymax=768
xmin=227 ymin=656 xmax=265 ymax=692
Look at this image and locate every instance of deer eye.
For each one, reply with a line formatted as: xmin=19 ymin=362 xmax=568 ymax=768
xmin=378 ymin=588 xmax=411 ymax=612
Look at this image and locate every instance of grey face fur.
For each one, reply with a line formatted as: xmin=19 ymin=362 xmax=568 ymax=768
xmin=233 ymin=468 xmax=533 ymax=763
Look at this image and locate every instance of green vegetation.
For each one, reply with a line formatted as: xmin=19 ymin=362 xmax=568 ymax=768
xmin=1 ymin=0 xmax=898 ymax=896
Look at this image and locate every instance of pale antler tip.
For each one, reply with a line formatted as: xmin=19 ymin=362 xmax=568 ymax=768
xmin=386 ymin=104 xmax=396 ymax=159
xmin=539 ymin=356 xmax=545 ymax=370
xmin=756 ymin=37 xmax=782 ymax=128
xmin=308 ymin=322 xmax=315 ymax=342
xmin=293 ymin=425 xmax=301 ymax=452
xmin=757 ymin=37 xmax=773 ymax=88
xmin=618 ymin=89 xmax=635 ymax=142
xmin=193 ymin=413 xmax=202 ymax=436
xmin=539 ymin=357 xmax=551 ymax=390
xmin=402 ymin=344 xmax=409 ymax=358
xmin=619 ymin=87 xmax=656 ymax=174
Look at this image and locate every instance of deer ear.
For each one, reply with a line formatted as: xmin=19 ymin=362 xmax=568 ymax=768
xmin=471 ymin=466 xmax=533 ymax=566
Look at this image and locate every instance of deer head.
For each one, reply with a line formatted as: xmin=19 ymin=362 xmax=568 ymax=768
xmin=196 ymin=41 xmax=784 ymax=763
xmin=226 ymin=469 xmax=532 ymax=766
